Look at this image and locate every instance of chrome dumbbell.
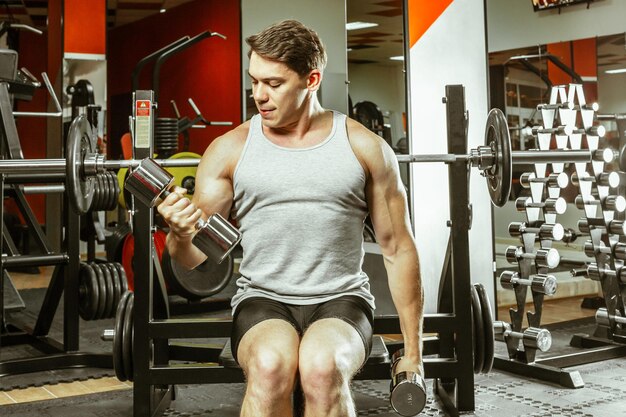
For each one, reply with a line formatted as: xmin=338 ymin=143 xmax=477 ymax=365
xmin=515 ymin=197 xmax=567 ymax=214
xmin=389 ymin=349 xmax=427 ymax=417
xmin=508 ymin=221 xmax=564 ymax=241
xmin=575 ymin=194 xmax=626 ymax=212
xmin=519 ymin=172 xmax=568 ymax=189
xmin=578 ymin=218 xmax=626 ymax=236
xmin=531 ymin=125 xmax=573 ymax=136
xmin=583 ymin=240 xmax=626 ymax=260
xmin=591 ymin=148 xmax=617 ymax=163
xmin=571 ymin=171 xmax=620 ymax=188
xmin=125 ymin=158 xmax=241 ymax=264
xmin=505 ymin=246 xmax=560 ymax=269
xmin=493 ymin=321 xmax=552 ymax=352
xmin=499 ymin=271 xmax=557 ymax=295
xmin=571 ymin=125 xmax=607 ymax=137
xmin=586 ymin=263 xmax=623 ymax=282
xmin=595 ymin=308 xmax=626 ymax=327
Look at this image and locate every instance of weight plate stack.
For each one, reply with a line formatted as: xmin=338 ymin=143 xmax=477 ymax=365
xmin=78 ymin=261 xmax=130 ymax=321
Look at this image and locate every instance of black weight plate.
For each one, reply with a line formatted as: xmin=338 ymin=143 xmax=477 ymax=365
xmin=106 ymin=262 xmax=122 ymax=310
xmin=90 ymin=263 xmax=107 ymax=320
xmin=98 ymin=263 xmax=115 ymax=318
xmin=107 ymin=172 xmax=118 ymax=211
xmin=475 ymin=283 xmax=495 ymax=373
xmin=78 ymin=262 xmax=98 ymax=321
xmin=470 ymin=284 xmax=485 ymax=374
xmin=484 ymin=108 xmax=512 ymax=207
xmin=94 ymin=175 xmax=104 ymax=211
xmin=163 ymin=248 xmax=234 ymax=301
xmin=115 ymin=262 xmax=129 ymax=294
xmin=105 ymin=223 xmax=131 ymax=263
xmin=114 ymin=291 xmax=130 ymax=381
xmin=122 ymin=292 xmax=134 ymax=381
xmin=66 ymin=115 xmax=95 ymax=215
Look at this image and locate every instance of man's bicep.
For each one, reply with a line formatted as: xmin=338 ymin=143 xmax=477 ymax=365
xmin=191 ymin=147 xmax=235 ymax=219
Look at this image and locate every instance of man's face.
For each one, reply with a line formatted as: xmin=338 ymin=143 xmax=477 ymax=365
xmin=248 ymin=52 xmax=311 ymax=129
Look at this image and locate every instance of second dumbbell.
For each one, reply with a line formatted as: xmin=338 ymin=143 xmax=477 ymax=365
xmin=494 ymin=321 xmax=552 ymax=352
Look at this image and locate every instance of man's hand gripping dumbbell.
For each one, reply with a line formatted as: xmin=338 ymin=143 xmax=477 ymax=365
xmin=125 ymin=158 xmax=241 ymax=264
xmin=390 ymin=348 xmax=427 ymax=416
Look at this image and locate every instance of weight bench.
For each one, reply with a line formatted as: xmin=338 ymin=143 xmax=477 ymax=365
xmin=218 ymin=334 xmax=391 ymax=370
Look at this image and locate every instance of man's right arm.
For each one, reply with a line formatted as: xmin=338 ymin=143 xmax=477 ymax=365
xmin=158 ymin=123 xmax=248 ymax=270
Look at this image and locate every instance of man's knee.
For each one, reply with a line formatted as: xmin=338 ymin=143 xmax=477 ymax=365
xmin=243 ymin=345 xmax=298 ymax=384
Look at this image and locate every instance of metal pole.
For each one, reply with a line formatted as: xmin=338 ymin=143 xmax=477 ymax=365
xmin=512 ymin=150 xmax=591 ymax=164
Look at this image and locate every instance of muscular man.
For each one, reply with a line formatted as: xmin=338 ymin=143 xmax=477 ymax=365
xmin=158 ymin=19 xmax=424 ymax=417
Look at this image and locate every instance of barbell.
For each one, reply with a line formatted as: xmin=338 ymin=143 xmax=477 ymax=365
xmin=0 ymin=109 xmax=602 ymax=212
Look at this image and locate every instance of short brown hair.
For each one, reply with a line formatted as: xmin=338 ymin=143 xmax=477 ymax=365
xmin=246 ymin=20 xmax=327 ymax=77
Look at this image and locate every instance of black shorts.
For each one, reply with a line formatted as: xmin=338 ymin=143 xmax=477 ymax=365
xmin=231 ymin=295 xmax=374 ymax=365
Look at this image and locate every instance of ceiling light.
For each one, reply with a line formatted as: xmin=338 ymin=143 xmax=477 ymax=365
xmin=160 ymin=8 xmax=166 ymax=13
xmin=389 ymin=55 xmax=404 ymax=61
xmin=605 ymin=68 xmax=626 ymax=74
xmin=346 ymin=21 xmax=378 ymax=31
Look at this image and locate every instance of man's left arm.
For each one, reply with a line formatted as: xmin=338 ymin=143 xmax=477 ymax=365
xmin=359 ymin=130 xmax=424 ymax=374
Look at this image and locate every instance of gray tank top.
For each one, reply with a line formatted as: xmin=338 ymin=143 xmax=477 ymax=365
xmin=230 ymin=111 xmax=375 ymax=311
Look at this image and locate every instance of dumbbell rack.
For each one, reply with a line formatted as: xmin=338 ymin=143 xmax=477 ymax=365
xmin=568 ymin=87 xmax=626 ymax=354
xmin=493 ymin=84 xmax=626 ymax=387
xmin=128 ymin=86 xmax=483 ymax=417
xmin=0 ymin=71 xmax=112 ymax=377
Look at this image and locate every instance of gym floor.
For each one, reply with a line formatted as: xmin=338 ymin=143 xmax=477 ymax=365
xmin=0 ymin=266 xmax=621 ymax=416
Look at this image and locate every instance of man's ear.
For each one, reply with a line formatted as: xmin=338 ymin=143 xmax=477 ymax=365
xmin=306 ymin=69 xmax=323 ymax=91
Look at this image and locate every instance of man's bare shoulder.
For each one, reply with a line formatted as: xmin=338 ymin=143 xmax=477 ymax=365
xmin=205 ymin=121 xmax=250 ymax=156
xmin=346 ymin=118 xmax=393 ymax=171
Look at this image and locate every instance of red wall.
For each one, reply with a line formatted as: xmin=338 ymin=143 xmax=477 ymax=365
xmin=547 ymin=38 xmax=597 ymax=103
xmin=107 ymin=0 xmax=242 ymax=157
xmin=64 ymin=0 xmax=106 ymax=54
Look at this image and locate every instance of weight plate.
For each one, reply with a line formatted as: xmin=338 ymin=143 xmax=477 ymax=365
xmin=117 ymin=168 xmax=129 ymax=208
xmin=106 ymin=262 xmax=122 ymax=312
xmin=98 ymin=263 xmax=115 ymax=318
xmin=108 ymin=172 xmax=119 ymax=211
xmin=78 ymin=262 xmax=98 ymax=321
xmin=484 ymin=108 xmax=512 ymax=207
xmin=66 ymin=115 xmax=96 ymax=214
xmin=470 ymin=284 xmax=485 ymax=374
xmin=163 ymin=247 xmax=233 ymax=301
xmin=105 ymin=223 xmax=131 ymax=263
xmin=114 ymin=262 xmax=129 ymax=294
xmin=113 ymin=291 xmax=130 ymax=381
xmin=94 ymin=175 xmax=103 ymax=211
xmin=122 ymin=292 xmax=134 ymax=381
xmin=91 ymin=263 xmax=107 ymax=320
xmin=474 ymin=283 xmax=495 ymax=374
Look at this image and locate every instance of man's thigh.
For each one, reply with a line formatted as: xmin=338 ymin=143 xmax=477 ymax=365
xmin=231 ymin=297 xmax=301 ymax=367
xmin=300 ymin=296 xmax=374 ymax=372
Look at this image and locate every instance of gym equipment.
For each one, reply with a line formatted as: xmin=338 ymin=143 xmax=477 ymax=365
xmin=586 ymin=263 xmax=624 ymax=282
xmin=499 ymin=271 xmax=557 ymax=295
xmin=595 ymin=308 xmax=626 ymax=328
xmin=396 ymin=108 xmax=595 ymax=207
xmin=389 ymin=349 xmax=427 ymax=417
xmin=515 ymin=196 xmax=567 ymax=214
xmin=161 ymin=247 xmax=233 ymax=301
xmin=78 ymin=262 xmax=128 ymax=321
xmin=583 ymin=240 xmax=626 ymax=260
xmin=124 ymin=157 xmax=241 ymax=264
xmin=505 ymin=246 xmax=560 ymax=269
xmin=519 ymin=172 xmax=568 ymax=189
xmin=494 ymin=321 xmax=552 ymax=353
xmin=577 ymin=218 xmax=626 ymax=236
xmin=508 ymin=221 xmax=565 ymax=241
xmin=574 ymin=194 xmax=626 ymax=212
xmin=571 ymin=171 xmax=620 ymax=188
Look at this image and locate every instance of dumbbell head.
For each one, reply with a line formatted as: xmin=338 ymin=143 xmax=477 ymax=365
xmin=522 ymin=327 xmax=552 ymax=352
xmin=125 ymin=158 xmax=174 ymax=207
xmin=192 ymin=214 xmax=242 ymax=264
xmin=531 ymin=274 xmax=557 ymax=295
xmin=545 ymin=197 xmax=567 ymax=214
xmin=504 ymin=246 xmax=520 ymax=264
xmin=535 ymin=248 xmax=560 ymax=268
xmin=390 ymin=371 xmax=427 ymax=416
xmin=499 ymin=271 xmax=518 ymax=290
xmin=604 ymin=195 xmax=626 ymax=212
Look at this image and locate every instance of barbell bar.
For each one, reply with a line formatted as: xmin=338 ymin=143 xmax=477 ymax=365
xmin=0 ymin=109 xmax=608 ymax=213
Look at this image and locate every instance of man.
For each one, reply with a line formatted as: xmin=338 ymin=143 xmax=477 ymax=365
xmin=158 ymin=19 xmax=424 ymax=417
